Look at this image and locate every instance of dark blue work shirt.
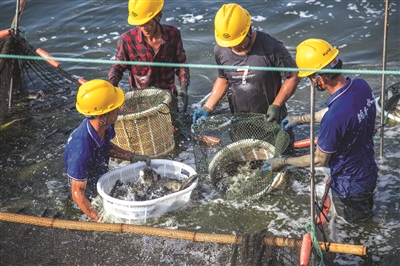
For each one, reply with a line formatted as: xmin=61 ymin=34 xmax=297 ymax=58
xmin=64 ymin=118 xmax=115 ymax=196
xmin=317 ymin=78 xmax=379 ymax=198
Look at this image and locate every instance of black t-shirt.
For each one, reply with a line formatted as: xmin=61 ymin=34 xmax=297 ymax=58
xmin=214 ymin=31 xmax=296 ymax=119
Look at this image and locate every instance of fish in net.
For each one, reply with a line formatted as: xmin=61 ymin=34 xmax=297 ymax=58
xmin=192 ymin=113 xmax=291 ymax=200
xmin=383 ymin=81 xmax=400 ymax=117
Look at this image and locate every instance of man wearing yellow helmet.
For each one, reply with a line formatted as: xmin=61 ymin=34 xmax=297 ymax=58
xmin=108 ymin=0 xmax=190 ymax=113
xmin=263 ymin=39 xmax=379 ymax=224
xmin=192 ymin=3 xmax=300 ymax=126
xmin=64 ymin=80 xmax=150 ymax=221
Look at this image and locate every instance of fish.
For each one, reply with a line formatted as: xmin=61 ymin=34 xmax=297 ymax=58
xmin=108 ymin=168 xmax=198 ymax=201
xmin=133 ymin=167 xmax=197 ymax=201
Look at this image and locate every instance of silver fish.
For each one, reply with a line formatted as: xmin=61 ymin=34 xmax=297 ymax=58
xmin=132 ymin=167 xmax=198 ymax=201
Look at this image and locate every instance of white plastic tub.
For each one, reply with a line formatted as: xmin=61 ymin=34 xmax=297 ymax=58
xmin=97 ymin=159 xmax=197 ymax=223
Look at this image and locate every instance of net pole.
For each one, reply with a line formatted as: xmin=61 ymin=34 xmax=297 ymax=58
xmin=379 ymin=0 xmax=390 ymax=158
xmin=309 ymin=77 xmax=317 ymax=263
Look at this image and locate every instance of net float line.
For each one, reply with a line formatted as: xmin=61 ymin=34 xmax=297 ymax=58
xmin=0 ymin=212 xmax=366 ymax=256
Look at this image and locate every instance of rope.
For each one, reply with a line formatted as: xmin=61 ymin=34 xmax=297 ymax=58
xmin=305 ymin=222 xmax=325 ymax=266
xmin=1 ymin=53 xmax=400 ymax=75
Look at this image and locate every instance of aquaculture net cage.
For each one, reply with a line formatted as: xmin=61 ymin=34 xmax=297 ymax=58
xmin=112 ymin=88 xmax=176 ymax=158
xmin=191 ymin=113 xmax=291 ymax=200
xmin=0 ymin=32 xmax=81 ymax=127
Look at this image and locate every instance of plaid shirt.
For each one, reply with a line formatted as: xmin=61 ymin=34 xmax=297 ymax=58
xmin=108 ymin=24 xmax=190 ymax=93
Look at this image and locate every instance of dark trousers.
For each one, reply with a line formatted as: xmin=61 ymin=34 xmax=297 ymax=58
xmin=331 ymin=182 xmax=376 ymax=223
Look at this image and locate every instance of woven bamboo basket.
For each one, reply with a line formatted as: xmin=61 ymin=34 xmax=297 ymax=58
xmin=112 ymin=88 xmax=175 ymax=157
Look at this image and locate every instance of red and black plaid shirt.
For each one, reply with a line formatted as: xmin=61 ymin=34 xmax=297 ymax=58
xmin=108 ymin=24 xmax=190 ymax=94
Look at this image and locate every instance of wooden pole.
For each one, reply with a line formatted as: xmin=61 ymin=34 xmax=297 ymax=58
xmin=0 ymin=212 xmax=367 ymax=256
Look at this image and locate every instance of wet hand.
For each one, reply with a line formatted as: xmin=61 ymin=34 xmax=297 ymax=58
xmin=177 ymin=85 xmax=188 ymax=113
xmin=130 ymin=153 xmax=151 ymax=165
xmin=261 ymin=157 xmax=286 ymax=172
xmin=192 ymin=106 xmax=211 ymax=125
xmin=281 ymin=115 xmax=303 ymax=131
xmin=266 ymin=104 xmax=281 ymax=122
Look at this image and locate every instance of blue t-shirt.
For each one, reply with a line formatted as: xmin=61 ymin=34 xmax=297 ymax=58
xmin=317 ymin=77 xmax=378 ymax=198
xmin=64 ymin=118 xmax=115 ymax=196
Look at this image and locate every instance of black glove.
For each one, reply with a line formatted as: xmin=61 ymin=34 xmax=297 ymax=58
xmin=281 ymin=115 xmax=303 ymax=131
xmin=177 ymin=85 xmax=188 ymax=113
xmin=266 ymin=104 xmax=281 ymax=122
xmin=130 ymin=153 xmax=151 ymax=165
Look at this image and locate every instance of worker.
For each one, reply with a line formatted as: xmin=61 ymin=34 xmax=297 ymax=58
xmin=263 ymin=38 xmax=379 ymax=223
xmin=108 ymin=0 xmax=190 ymax=113
xmin=192 ymin=3 xmax=300 ymax=124
xmin=64 ymin=79 xmax=150 ymax=221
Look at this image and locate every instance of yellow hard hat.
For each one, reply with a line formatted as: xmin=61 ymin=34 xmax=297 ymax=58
xmin=214 ymin=3 xmax=251 ymax=47
xmin=127 ymin=0 xmax=164 ymax=26
xmin=76 ymin=79 xmax=124 ymax=116
xmin=296 ymin=38 xmax=339 ymax=77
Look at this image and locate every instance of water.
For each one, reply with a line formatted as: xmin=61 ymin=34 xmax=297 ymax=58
xmin=1 ymin=0 xmax=399 ymax=265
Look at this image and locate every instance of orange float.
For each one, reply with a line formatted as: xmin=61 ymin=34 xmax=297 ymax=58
xmin=0 ymin=29 xmax=11 ymax=38
xmin=293 ymin=138 xmax=318 ymax=149
xmin=36 ymin=48 xmax=60 ymax=68
xmin=316 ymin=194 xmax=331 ymax=226
xmin=300 ymin=233 xmax=312 ymax=266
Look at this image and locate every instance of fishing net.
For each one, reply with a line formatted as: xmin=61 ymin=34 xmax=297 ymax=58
xmin=191 ymin=113 xmax=291 ymax=200
xmin=0 ymin=213 xmax=302 ymax=266
xmin=0 ymin=32 xmax=81 ymax=127
xmin=383 ymin=81 xmax=400 ymax=117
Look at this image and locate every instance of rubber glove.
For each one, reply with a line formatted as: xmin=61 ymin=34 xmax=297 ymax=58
xmin=192 ymin=106 xmax=211 ymax=125
xmin=130 ymin=153 xmax=151 ymax=165
xmin=261 ymin=157 xmax=287 ymax=172
xmin=266 ymin=104 xmax=281 ymax=122
xmin=281 ymin=115 xmax=303 ymax=131
xmin=177 ymin=85 xmax=188 ymax=113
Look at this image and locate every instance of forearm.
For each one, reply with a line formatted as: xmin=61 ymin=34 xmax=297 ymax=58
xmin=286 ymin=148 xmax=329 ymax=168
xmin=300 ymin=108 xmax=328 ymax=123
xmin=108 ymin=64 xmax=125 ymax=86
xmin=110 ymin=142 xmax=131 ymax=161
xmin=203 ymin=77 xmax=228 ymax=111
xmin=272 ymin=73 xmax=300 ymax=107
xmin=71 ymin=181 xmax=99 ymax=221
xmin=177 ymin=66 xmax=190 ymax=87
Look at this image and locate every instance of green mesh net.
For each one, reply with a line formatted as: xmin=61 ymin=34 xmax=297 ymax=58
xmin=191 ymin=113 xmax=291 ymax=200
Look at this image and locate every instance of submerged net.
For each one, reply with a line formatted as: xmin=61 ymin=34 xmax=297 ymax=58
xmin=191 ymin=113 xmax=291 ymax=200
xmin=0 ymin=32 xmax=80 ymax=126
xmin=0 ymin=213 xmax=302 ymax=266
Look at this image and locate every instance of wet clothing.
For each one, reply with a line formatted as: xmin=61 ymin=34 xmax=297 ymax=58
xmin=64 ymin=118 xmax=114 ymax=197
xmin=317 ymin=77 xmax=378 ymax=222
xmin=214 ymin=31 xmax=296 ymax=121
xmin=331 ymin=182 xmax=375 ymax=223
xmin=108 ymin=24 xmax=190 ymax=94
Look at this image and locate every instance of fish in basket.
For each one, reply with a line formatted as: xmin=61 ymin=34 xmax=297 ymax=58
xmin=97 ymin=159 xmax=198 ymax=222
